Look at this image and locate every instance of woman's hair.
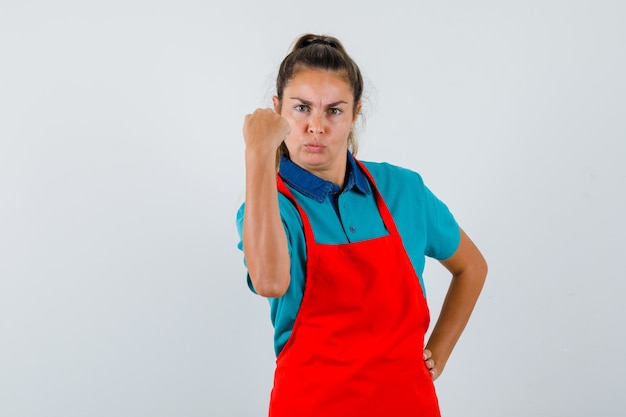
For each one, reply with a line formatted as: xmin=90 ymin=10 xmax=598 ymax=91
xmin=275 ymin=34 xmax=364 ymax=162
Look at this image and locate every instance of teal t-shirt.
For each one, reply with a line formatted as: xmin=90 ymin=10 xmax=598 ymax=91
xmin=236 ymin=153 xmax=460 ymax=356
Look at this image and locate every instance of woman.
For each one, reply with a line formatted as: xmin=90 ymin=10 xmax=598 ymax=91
xmin=237 ymin=34 xmax=487 ymax=417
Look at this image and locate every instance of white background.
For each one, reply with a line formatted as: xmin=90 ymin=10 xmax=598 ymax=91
xmin=1 ymin=1 xmax=625 ymax=416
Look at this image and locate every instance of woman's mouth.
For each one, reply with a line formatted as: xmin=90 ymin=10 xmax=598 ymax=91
xmin=304 ymin=143 xmax=325 ymax=152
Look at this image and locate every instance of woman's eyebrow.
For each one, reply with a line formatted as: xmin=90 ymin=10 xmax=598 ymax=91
xmin=289 ymin=97 xmax=349 ymax=107
xmin=326 ymin=100 xmax=349 ymax=107
xmin=289 ymin=97 xmax=312 ymax=105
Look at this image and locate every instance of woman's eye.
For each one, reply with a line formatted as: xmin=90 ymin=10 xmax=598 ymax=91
xmin=328 ymin=108 xmax=342 ymax=115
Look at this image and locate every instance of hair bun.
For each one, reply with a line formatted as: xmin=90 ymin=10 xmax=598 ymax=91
xmin=303 ymin=38 xmax=338 ymax=48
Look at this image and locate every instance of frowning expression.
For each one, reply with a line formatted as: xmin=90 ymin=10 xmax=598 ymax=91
xmin=274 ymin=68 xmax=360 ymax=186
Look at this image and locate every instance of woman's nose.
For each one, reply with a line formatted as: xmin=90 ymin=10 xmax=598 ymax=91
xmin=308 ymin=113 xmax=325 ymax=134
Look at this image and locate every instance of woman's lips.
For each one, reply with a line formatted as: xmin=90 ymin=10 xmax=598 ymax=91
xmin=304 ymin=144 xmax=325 ymax=152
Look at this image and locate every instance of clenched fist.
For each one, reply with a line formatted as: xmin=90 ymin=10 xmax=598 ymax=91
xmin=243 ymin=108 xmax=291 ymax=157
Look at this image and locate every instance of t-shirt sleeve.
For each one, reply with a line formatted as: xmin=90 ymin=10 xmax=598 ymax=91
xmin=420 ymin=180 xmax=461 ymax=261
xmin=235 ymin=195 xmax=303 ymax=294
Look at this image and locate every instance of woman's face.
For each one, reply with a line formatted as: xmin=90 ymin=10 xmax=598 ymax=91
xmin=274 ymin=68 xmax=360 ymax=185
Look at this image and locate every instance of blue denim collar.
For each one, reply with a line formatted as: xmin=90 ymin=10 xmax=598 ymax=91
xmin=278 ymin=152 xmax=371 ymax=203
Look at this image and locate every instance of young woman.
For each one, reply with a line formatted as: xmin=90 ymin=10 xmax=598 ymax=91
xmin=237 ymin=33 xmax=487 ymax=417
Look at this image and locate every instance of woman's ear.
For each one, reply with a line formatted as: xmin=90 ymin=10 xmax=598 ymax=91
xmin=273 ymin=96 xmax=281 ymax=113
xmin=354 ymin=101 xmax=362 ymax=118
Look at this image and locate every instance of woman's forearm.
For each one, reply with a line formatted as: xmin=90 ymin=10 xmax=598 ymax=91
xmin=242 ymin=151 xmax=291 ymax=298
xmin=425 ymin=229 xmax=487 ymax=379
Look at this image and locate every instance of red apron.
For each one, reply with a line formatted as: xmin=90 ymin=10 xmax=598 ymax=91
xmin=270 ymin=161 xmax=440 ymax=417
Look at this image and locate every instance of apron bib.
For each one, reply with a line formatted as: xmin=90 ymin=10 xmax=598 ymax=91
xmin=270 ymin=161 xmax=440 ymax=417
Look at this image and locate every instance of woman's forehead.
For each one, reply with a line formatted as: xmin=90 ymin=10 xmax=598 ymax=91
xmin=284 ymin=68 xmax=353 ymax=102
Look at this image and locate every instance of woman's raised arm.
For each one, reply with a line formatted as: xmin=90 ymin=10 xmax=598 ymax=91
xmin=241 ymin=108 xmax=292 ymax=298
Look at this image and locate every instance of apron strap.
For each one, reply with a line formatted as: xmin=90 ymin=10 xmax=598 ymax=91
xmin=276 ymin=174 xmax=316 ymax=246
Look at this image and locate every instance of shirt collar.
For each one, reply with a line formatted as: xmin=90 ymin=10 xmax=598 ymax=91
xmin=278 ymin=152 xmax=371 ymax=203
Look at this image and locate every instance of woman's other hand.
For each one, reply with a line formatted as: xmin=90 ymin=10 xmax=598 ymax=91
xmin=423 ymin=348 xmax=438 ymax=381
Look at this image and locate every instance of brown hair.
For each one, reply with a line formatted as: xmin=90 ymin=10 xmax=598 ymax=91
xmin=275 ymin=34 xmax=364 ymax=163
